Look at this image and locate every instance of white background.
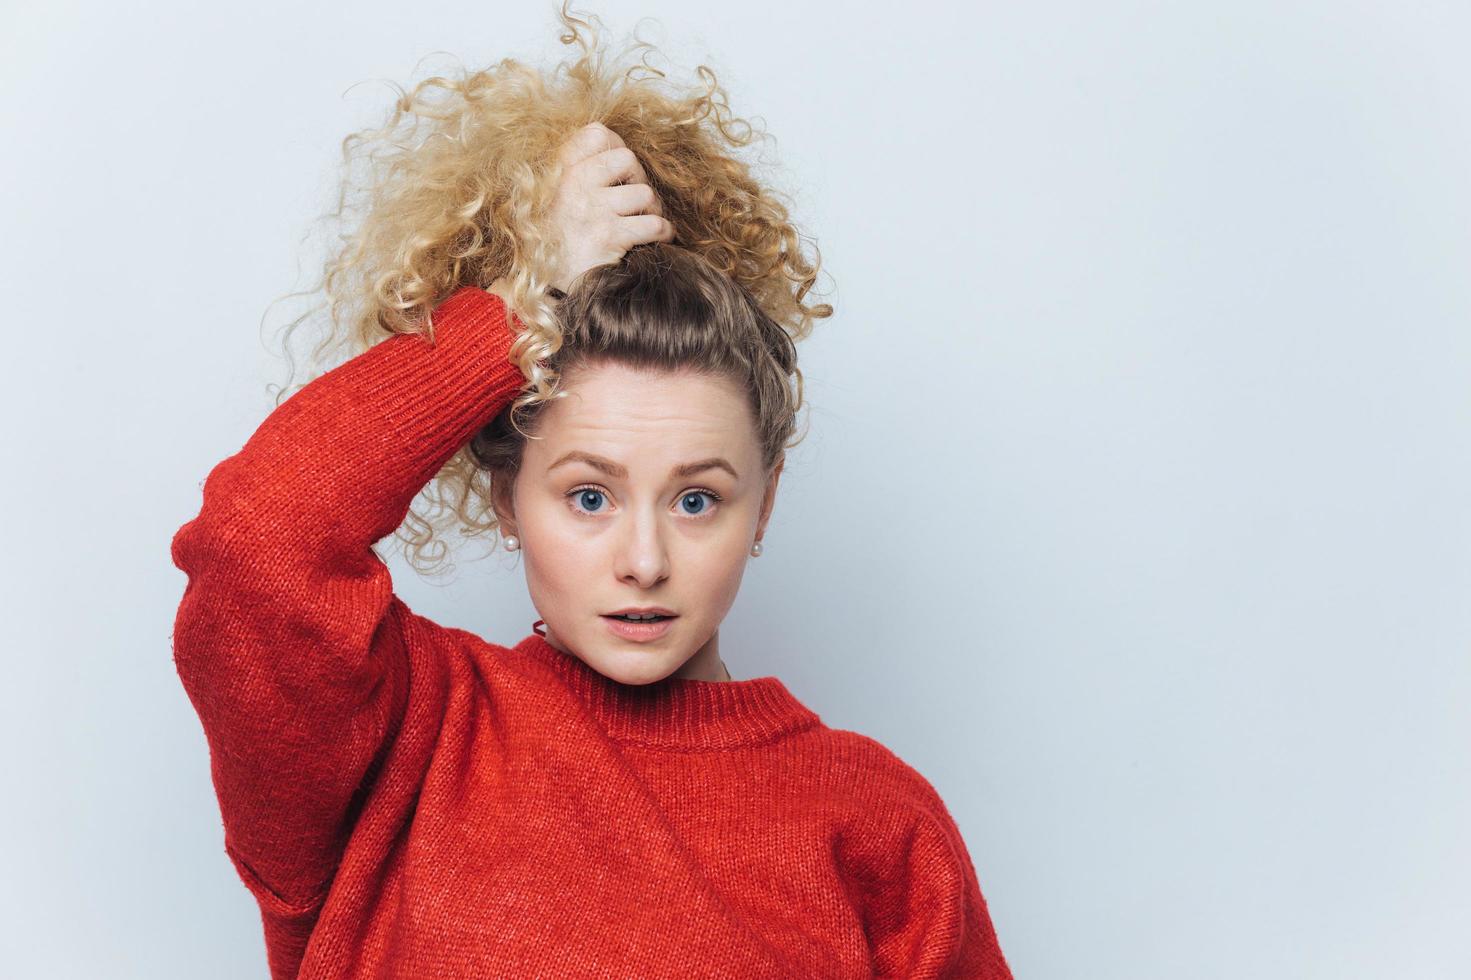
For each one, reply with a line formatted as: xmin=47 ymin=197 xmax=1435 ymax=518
xmin=2 ymin=1 xmax=1467 ymax=976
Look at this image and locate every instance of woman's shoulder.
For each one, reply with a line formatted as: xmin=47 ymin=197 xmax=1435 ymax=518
xmin=796 ymin=724 xmax=961 ymax=823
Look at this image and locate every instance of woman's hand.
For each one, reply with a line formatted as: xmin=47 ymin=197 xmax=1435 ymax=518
xmin=541 ymin=122 xmax=677 ymax=293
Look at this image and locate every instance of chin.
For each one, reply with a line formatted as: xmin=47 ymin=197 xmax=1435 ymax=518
xmin=592 ymin=647 xmax=684 ymax=685
xmin=563 ymin=635 xmax=678 ymax=685
xmin=547 ymin=620 xmax=694 ymax=685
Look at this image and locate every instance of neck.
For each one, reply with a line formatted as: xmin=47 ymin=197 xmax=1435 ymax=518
xmin=512 ymin=634 xmax=818 ymax=750
xmin=674 ymin=627 xmax=730 ymax=682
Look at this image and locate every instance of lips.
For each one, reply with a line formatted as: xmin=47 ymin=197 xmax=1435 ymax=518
xmin=602 ymin=614 xmax=676 ymax=642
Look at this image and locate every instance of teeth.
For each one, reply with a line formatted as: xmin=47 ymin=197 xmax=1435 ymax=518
xmin=619 ymin=613 xmax=662 ymax=620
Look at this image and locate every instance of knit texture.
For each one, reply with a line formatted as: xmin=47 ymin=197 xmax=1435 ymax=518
xmin=170 ymin=285 xmax=1014 ymax=978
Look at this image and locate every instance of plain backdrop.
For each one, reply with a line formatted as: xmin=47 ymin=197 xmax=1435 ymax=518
xmin=2 ymin=1 xmax=1468 ymax=977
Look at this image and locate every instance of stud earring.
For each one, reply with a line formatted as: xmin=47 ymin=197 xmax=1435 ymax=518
xmin=504 ymin=534 xmax=520 ymax=552
xmin=750 ymin=540 xmax=763 ymax=557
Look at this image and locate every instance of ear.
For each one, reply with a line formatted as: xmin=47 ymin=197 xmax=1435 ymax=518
xmin=491 ymin=471 xmax=519 ymax=538
xmin=755 ymin=452 xmax=785 ymax=540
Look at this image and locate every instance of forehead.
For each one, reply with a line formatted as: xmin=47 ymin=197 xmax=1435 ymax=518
xmin=528 ymin=361 xmax=758 ymax=461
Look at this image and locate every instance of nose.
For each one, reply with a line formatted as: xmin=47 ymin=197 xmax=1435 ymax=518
xmin=614 ymin=507 xmax=671 ymax=589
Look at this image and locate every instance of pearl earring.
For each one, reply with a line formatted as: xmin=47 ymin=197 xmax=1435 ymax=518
xmin=750 ymin=540 xmax=763 ymax=557
xmin=504 ymin=534 xmax=520 ymax=552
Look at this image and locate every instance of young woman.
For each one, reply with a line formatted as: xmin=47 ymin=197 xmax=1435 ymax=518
xmin=170 ymin=10 xmax=1012 ymax=978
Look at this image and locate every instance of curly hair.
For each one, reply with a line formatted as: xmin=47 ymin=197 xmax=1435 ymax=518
xmin=264 ymin=1 xmax=833 ymax=577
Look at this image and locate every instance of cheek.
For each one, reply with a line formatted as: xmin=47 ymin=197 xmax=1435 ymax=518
xmin=690 ymin=533 xmax=754 ymax=605
xmin=516 ymin=501 xmax=585 ymax=592
xmin=517 ymin=489 xmax=573 ymax=548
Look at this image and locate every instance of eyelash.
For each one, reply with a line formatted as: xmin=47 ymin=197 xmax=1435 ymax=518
xmin=564 ymin=484 xmax=724 ymax=520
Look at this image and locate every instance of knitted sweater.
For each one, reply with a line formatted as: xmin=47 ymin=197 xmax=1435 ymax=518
xmin=169 ymin=285 xmax=1014 ymax=979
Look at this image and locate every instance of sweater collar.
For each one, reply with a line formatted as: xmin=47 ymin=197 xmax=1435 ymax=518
xmin=512 ymin=632 xmax=821 ymax=751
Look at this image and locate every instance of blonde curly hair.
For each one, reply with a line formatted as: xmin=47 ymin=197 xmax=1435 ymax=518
xmin=266 ymin=1 xmax=833 ymax=577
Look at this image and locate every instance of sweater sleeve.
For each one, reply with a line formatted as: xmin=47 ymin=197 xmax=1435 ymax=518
xmin=934 ymin=809 xmax=1015 ymax=979
xmin=847 ymin=786 xmax=1015 ymax=979
xmin=168 ymin=285 xmax=523 ymax=912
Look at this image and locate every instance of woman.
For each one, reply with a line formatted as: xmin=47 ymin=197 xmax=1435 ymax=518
xmin=170 ymin=10 xmax=1012 ymax=978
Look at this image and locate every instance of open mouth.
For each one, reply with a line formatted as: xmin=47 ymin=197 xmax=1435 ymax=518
xmin=601 ymin=613 xmax=678 ymax=641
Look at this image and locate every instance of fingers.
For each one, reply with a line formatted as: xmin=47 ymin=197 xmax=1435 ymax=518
xmin=602 ymin=181 xmax=664 ymax=217
xmin=549 ymin=122 xmax=677 ymax=266
xmin=611 ymin=212 xmax=678 ymax=251
xmin=555 ymin=122 xmax=625 ymax=170
xmin=575 ymin=145 xmax=649 ymax=191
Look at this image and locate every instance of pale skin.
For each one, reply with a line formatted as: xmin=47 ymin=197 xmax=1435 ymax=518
xmin=487 ymin=123 xmax=783 ymax=685
xmin=541 ymin=121 xmax=675 ymax=294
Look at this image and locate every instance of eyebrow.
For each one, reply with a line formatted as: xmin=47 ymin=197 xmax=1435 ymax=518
xmin=547 ymin=450 xmax=740 ymax=482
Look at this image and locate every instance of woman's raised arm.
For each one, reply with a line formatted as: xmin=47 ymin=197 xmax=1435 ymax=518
xmin=169 ymin=285 xmax=524 ymax=914
xmin=168 ymin=120 xmax=674 ymax=917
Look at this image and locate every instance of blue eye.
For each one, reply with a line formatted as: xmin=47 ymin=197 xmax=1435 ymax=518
xmin=680 ymin=491 xmax=719 ymax=515
xmin=569 ymin=487 xmax=607 ymax=514
xmin=564 ymin=486 xmax=723 ymax=519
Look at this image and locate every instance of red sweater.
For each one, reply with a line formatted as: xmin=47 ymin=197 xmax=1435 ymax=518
xmin=170 ymin=285 xmax=1013 ymax=978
